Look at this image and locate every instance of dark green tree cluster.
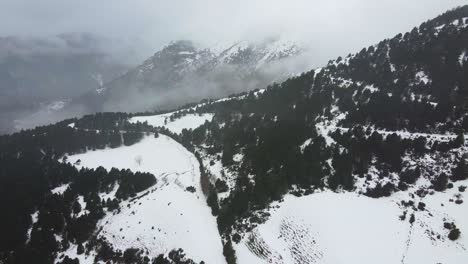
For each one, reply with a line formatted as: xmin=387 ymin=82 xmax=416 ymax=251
xmin=0 ymin=114 xmax=156 ymax=263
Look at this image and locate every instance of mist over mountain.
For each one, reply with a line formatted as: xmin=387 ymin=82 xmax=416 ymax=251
xmin=0 ymin=33 xmax=135 ymax=134
xmin=89 ymin=38 xmax=306 ymax=112
xmin=10 ymin=38 xmax=309 ymax=133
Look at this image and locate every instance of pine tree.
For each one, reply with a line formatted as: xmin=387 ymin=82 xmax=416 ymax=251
xmin=452 ymin=157 xmax=468 ymax=181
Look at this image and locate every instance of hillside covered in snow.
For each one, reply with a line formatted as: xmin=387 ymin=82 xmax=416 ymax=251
xmin=1 ymin=5 xmax=468 ymax=264
xmin=62 ymin=134 xmax=225 ymax=264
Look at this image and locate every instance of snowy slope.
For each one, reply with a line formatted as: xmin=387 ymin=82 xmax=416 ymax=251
xmin=235 ymin=192 xmax=408 ymax=264
xmin=129 ymin=113 xmax=213 ymax=134
xmin=216 ymin=39 xmax=301 ymax=68
xmin=65 ymin=135 xmax=226 ymax=264
xmin=82 ymin=38 xmax=303 ymax=114
xmin=235 ymin=186 xmax=468 ymax=264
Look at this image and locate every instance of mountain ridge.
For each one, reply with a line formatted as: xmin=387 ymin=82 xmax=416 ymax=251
xmin=84 ymin=38 xmax=303 ymax=113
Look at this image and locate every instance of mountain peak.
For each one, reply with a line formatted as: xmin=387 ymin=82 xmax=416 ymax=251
xmin=215 ymin=38 xmax=302 ymax=65
xmin=162 ymin=40 xmax=198 ymax=53
xmin=80 ymin=37 xmax=304 ymax=112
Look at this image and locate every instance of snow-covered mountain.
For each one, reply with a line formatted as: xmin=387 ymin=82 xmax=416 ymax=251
xmin=82 ymin=38 xmax=303 ymax=112
xmin=1 ymin=5 xmax=468 ymax=264
xmin=10 ymin=38 xmax=304 ymax=132
xmin=208 ymin=39 xmax=301 ymax=69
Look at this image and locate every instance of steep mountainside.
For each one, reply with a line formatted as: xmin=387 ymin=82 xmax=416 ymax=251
xmin=1 ymin=5 xmax=468 ymax=264
xmin=80 ymin=39 xmax=302 ymax=112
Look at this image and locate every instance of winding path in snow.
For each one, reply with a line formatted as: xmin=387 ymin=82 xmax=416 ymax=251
xmin=64 ymin=134 xmax=226 ymax=264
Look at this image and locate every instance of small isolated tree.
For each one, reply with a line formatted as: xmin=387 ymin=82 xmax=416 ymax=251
xmin=135 ymin=155 xmax=143 ymax=166
xmin=448 ymin=228 xmax=461 ymax=241
xmin=185 ymin=186 xmax=196 ymax=193
xmin=452 ymin=157 xmax=468 ymax=181
xmin=409 ymin=214 xmax=415 ymax=224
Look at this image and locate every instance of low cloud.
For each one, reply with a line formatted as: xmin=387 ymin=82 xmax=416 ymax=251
xmin=1 ymin=0 xmax=465 ymax=62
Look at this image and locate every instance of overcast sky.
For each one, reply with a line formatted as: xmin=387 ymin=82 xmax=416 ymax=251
xmin=1 ymin=0 xmax=466 ymax=63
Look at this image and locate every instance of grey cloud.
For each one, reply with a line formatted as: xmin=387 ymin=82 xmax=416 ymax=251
xmin=1 ymin=0 xmax=465 ymax=63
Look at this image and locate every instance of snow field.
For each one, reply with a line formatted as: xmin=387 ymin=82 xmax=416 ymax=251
xmin=236 ymin=192 xmax=408 ymax=264
xmin=235 ymin=186 xmax=468 ymax=264
xmin=65 ymin=135 xmax=226 ymax=264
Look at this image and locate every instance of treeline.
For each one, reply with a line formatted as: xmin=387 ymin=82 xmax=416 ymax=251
xmin=0 ymin=112 xmax=158 ymax=263
xmin=0 ymin=153 xmax=156 ymax=263
xmin=56 ymin=242 xmax=201 ymax=264
xmin=74 ymin=112 xmax=159 ymax=133
xmin=0 ymin=121 xmax=146 ymax=158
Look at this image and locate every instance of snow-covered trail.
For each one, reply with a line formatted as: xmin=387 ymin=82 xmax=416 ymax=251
xmin=312 ymin=123 xmax=467 ymax=148
xmin=66 ymin=135 xmax=226 ymax=264
xmin=316 ymin=124 xmax=466 ymax=141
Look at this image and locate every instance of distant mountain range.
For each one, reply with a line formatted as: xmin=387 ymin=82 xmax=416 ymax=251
xmin=7 ymin=38 xmax=304 ymax=133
